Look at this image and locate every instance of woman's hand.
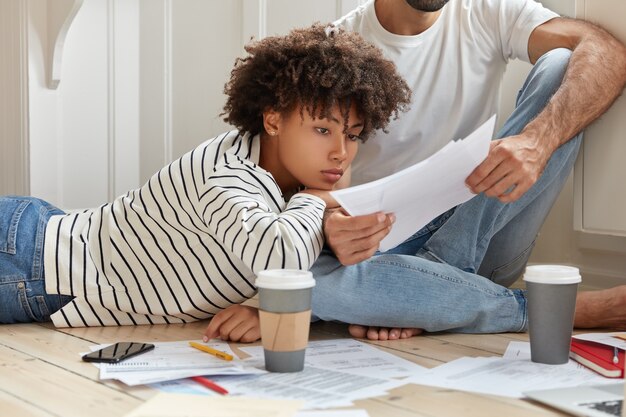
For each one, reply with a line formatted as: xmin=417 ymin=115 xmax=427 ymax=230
xmin=203 ymin=305 xmax=261 ymax=343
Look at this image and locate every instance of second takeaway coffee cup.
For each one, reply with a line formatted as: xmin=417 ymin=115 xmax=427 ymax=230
xmin=523 ymin=265 xmax=581 ymax=364
xmin=256 ymin=269 xmax=315 ymax=372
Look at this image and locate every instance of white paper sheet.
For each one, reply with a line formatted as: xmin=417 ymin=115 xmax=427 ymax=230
xmin=150 ymin=378 xmax=221 ymax=396
xmin=502 ymin=341 xmax=532 ymax=360
xmin=331 ymin=115 xmax=494 ymax=251
xmin=503 ymin=341 xmax=607 ymax=374
xmin=573 ymin=332 xmax=626 ymax=349
xmin=239 ymin=339 xmax=426 ymax=379
xmin=406 ymin=353 xmax=613 ymax=398
xmin=209 ymin=366 xmax=406 ymax=410
xmin=93 ymin=340 xmax=264 ymax=386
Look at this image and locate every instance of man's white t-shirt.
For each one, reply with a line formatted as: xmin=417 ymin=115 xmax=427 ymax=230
xmin=335 ymin=0 xmax=558 ymax=186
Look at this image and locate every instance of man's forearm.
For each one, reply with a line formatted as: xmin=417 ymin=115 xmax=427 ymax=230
xmin=523 ymin=19 xmax=626 ymax=153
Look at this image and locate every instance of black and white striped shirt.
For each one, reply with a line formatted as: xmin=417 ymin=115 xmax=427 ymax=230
xmin=43 ymin=131 xmax=325 ymax=327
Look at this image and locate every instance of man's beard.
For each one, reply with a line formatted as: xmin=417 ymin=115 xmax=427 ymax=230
xmin=404 ymin=0 xmax=450 ymax=12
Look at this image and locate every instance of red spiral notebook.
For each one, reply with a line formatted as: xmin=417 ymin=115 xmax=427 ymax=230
xmin=569 ymin=338 xmax=625 ymax=378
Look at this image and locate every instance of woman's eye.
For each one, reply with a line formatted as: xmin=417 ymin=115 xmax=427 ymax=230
xmin=348 ymin=134 xmax=363 ymax=142
xmin=315 ymin=127 xmax=330 ymax=135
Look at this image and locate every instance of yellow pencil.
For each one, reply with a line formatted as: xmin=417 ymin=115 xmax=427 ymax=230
xmin=189 ymin=341 xmax=234 ymax=361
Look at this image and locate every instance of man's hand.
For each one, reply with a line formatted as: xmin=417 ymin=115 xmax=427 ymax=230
xmin=324 ymin=208 xmax=394 ymax=265
xmin=465 ymin=132 xmax=554 ymax=203
xmin=203 ymin=305 xmax=260 ymax=343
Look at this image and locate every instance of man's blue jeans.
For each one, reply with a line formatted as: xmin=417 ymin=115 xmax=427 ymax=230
xmin=311 ymin=48 xmax=582 ymax=333
xmin=0 ymin=196 xmax=72 ymax=323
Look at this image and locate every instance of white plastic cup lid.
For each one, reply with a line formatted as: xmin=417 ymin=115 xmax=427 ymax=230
xmin=523 ymin=264 xmax=581 ymax=284
xmin=255 ymin=269 xmax=316 ymax=290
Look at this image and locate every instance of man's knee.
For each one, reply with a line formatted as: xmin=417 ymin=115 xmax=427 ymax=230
xmin=479 ymin=240 xmax=535 ymax=288
xmin=533 ymin=47 xmax=572 ymax=90
xmin=538 ymin=47 xmax=572 ymax=66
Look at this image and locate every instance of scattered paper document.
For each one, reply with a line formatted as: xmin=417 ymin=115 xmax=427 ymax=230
xmin=239 ymin=339 xmax=426 ymax=379
xmin=149 ymin=339 xmax=417 ymax=409
xmin=331 ymin=115 xmax=495 ymax=251
xmin=150 ymin=378 xmax=221 ymax=396
xmin=209 ymin=365 xmax=406 ymax=409
xmin=506 ymin=340 xmax=621 ymax=376
xmin=153 ymin=362 xmax=404 ymax=409
xmin=407 ymin=351 xmax=613 ymax=398
xmin=574 ymin=332 xmax=626 ymax=349
xmin=124 ymin=393 xmax=303 ymax=417
xmin=92 ymin=340 xmax=264 ymax=386
xmin=504 ymin=340 xmax=623 ymax=369
xmin=502 ymin=341 xmax=532 ymax=361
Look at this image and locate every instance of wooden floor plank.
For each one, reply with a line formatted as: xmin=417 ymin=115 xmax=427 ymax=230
xmin=0 ymin=323 xmax=156 ymax=401
xmin=1 ymin=323 xmax=110 ymax=378
xmin=423 ymin=332 xmax=522 ymax=356
xmin=0 ymin=390 xmax=53 ymax=417
xmin=364 ymin=334 xmax=503 ymax=365
xmin=0 ymin=344 xmax=141 ymax=417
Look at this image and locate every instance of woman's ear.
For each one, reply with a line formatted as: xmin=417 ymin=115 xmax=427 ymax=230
xmin=262 ymin=110 xmax=281 ymax=136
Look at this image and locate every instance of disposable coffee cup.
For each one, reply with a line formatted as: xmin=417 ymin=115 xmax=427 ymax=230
xmin=255 ymin=269 xmax=315 ymax=372
xmin=523 ymin=265 xmax=581 ymax=365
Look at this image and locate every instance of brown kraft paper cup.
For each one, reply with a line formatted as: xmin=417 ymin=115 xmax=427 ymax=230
xmin=259 ymin=310 xmax=311 ymax=352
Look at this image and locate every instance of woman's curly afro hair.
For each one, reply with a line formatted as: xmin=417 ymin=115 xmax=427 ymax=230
xmin=222 ymin=23 xmax=411 ymax=141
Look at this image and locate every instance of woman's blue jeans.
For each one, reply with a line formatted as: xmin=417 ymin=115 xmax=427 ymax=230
xmin=0 ymin=197 xmax=72 ymax=323
xmin=311 ymin=48 xmax=582 ymax=333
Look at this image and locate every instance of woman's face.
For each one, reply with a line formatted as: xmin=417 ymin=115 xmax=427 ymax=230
xmin=263 ymin=103 xmax=363 ymax=193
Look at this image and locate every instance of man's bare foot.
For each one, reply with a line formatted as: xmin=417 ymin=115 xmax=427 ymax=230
xmin=575 ymin=285 xmax=626 ymax=329
xmin=348 ymin=324 xmax=423 ymax=340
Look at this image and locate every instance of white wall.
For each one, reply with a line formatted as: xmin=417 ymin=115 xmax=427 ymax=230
xmin=29 ymin=0 xmax=140 ymax=208
xmin=138 ymin=0 xmax=244 ymax=183
xmin=0 ymin=0 xmax=29 ymax=196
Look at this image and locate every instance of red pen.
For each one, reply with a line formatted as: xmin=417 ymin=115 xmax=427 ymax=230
xmin=191 ymin=376 xmax=229 ymax=395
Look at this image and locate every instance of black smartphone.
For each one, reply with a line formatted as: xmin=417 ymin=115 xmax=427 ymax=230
xmin=81 ymin=342 xmax=155 ymax=363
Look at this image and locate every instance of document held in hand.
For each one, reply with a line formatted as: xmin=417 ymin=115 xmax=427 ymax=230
xmin=570 ymin=338 xmax=624 ymax=378
xmin=331 ymin=115 xmax=495 ymax=252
